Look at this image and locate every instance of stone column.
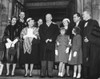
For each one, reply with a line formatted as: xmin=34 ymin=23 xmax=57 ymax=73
xmin=8 ymin=0 xmax=13 ymax=20
xmin=92 ymin=0 xmax=100 ymax=25
xmin=0 ymin=0 xmax=13 ymax=41
xmin=76 ymin=0 xmax=84 ymax=14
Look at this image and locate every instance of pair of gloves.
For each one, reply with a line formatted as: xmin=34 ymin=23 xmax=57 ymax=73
xmin=5 ymin=38 xmax=18 ymax=49
xmin=55 ymin=41 xmax=70 ymax=55
xmin=68 ymin=51 xmax=77 ymax=61
xmin=55 ymin=49 xmax=77 ymax=61
xmin=46 ymin=39 xmax=52 ymax=43
xmin=55 ymin=47 xmax=70 ymax=56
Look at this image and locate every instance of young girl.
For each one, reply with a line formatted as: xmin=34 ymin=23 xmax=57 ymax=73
xmin=68 ymin=27 xmax=82 ymax=78
xmin=55 ymin=27 xmax=70 ymax=77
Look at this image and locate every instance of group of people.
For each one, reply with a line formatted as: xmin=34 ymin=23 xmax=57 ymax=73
xmin=1 ymin=9 xmax=100 ymax=79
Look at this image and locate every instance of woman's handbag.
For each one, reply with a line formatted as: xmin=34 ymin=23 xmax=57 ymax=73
xmin=8 ymin=47 xmax=16 ymax=56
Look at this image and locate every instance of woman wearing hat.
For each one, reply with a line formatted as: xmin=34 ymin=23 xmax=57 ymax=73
xmin=20 ymin=18 xmax=39 ymax=77
xmin=62 ymin=18 xmax=71 ymax=76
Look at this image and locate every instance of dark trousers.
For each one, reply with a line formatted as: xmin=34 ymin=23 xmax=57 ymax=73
xmin=88 ymin=44 xmax=100 ymax=79
xmin=83 ymin=42 xmax=90 ymax=78
xmin=40 ymin=60 xmax=53 ymax=76
xmin=83 ymin=42 xmax=100 ymax=79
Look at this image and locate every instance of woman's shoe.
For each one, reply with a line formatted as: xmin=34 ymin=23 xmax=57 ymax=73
xmin=11 ymin=72 xmax=15 ymax=77
xmin=60 ymin=72 xmax=64 ymax=77
xmin=6 ymin=73 xmax=10 ymax=76
xmin=24 ymin=73 xmax=28 ymax=77
xmin=67 ymin=73 xmax=70 ymax=76
xmin=11 ymin=74 xmax=15 ymax=77
xmin=58 ymin=72 xmax=61 ymax=76
xmin=29 ymin=73 xmax=33 ymax=77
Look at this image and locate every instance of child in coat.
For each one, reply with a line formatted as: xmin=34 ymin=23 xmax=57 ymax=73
xmin=68 ymin=27 xmax=82 ymax=78
xmin=55 ymin=27 xmax=70 ymax=77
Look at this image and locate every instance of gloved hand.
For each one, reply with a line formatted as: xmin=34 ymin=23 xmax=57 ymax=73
xmin=5 ymin=42 xmax=11 ymax=49
xmin=55 ymin=50 xmax=58 ymax=56
xmin=73 ymin=51 xmax=77 ymax=57
xmin=66 ymin=47 xmax=69 ymax=53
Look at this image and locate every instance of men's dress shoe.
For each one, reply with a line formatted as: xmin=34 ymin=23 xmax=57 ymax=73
xmin=40 ymin=75 xmax=45 ymax=78
xmin=48 ymin=75 xmax=53 ymax=78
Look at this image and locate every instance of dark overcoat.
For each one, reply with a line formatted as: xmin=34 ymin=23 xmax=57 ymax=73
xmin=16 ymin=20 xmax=26 ymax=38
xmin=3 ymin=24 xmax=18 ymax=63
xmin=39 ymin=23 xmax=59 ymax=61
xmin=3 ymin=25 xmax=18 ymax=42
xmin=83 ymin=19 xmax=100 ymax=79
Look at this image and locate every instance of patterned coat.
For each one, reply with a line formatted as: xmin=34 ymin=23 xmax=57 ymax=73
xmin=55 ymin=34 xmax=70 ymax=63
xmin=20 ymin=27 xmax=39 ymax=54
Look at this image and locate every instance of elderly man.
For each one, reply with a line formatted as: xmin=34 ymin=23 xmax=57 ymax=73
xmin=82 ymin=9 xmax=100 ymax=79
xmin=39 ymin=13 xmax=59 ymax=78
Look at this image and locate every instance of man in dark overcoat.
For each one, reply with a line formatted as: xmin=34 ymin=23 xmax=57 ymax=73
xmin=73 ymin=12 xmax=85 ymax=37
xmin=82 ymin=10 xmax=100 ymax=79
xmin=16 ymin=12 xmax=26 ymax=67
xmin=39 ymin=13 xmax=59 ymax=77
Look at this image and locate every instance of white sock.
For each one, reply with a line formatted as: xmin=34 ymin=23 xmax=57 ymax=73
xmin=77 ymin=73 xmax=81 ymax=78
xmin=60 ymin=72 xmax=63 ymax=77
xmin=73 ymin=72 xmax=76 ymax=77
xmin=58 ymin=72 xmax=60 ymax=76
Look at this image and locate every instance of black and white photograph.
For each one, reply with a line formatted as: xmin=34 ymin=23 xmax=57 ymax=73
xmin=0 ymin=0 xmax=100 ymax=79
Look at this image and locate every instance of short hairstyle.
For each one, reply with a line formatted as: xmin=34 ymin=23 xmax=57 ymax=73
xmin=74 ymin=12 xmax=81 ymax=18
xmin=73 ymin=27 xmax=81 ymax=35
xmin=9 ymin=16 xmax=17 ymax=24
xmin=46 ymin=13 xmax=52 ymax=17
xmin=83 ymin=9 xmax=91 ymax=16
xmin=19 ymin=11 xmax=25 ymax=15
xmin=60 ymin=27 xmax=66 ymax=31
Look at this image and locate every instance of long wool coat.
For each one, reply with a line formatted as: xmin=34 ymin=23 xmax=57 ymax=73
xmin=55 ymin=34 xmax=70 ymax=63
xmin=39 ymin=23 xmax=59 ymax=61
xmin=83 ymin=19 xmax=100 ymax=78
xmin=68 ymin=34 xmax=82 ymax=65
